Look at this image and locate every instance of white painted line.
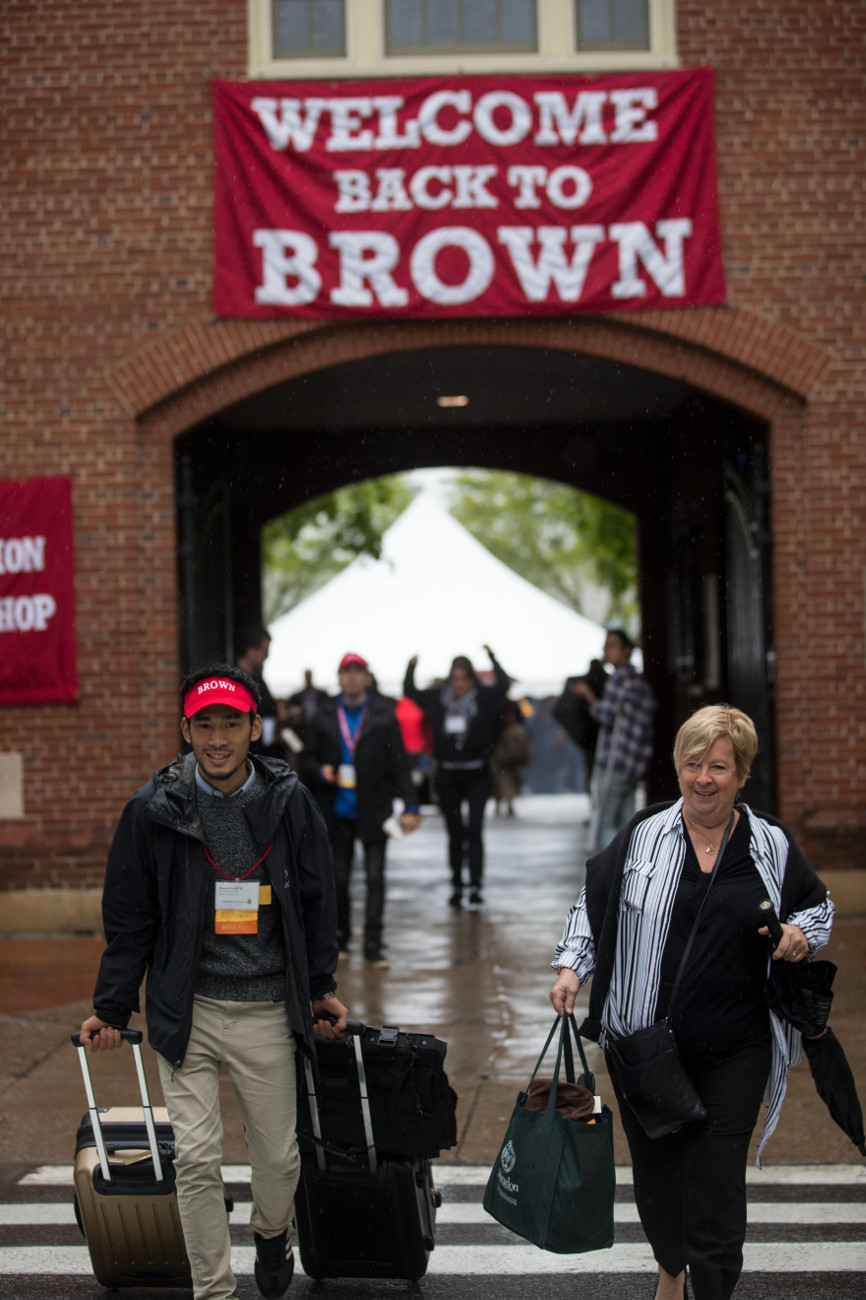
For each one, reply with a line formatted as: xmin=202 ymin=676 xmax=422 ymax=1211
xmin=17 ymin=1161 xmax=866 ymax=1188
xmin=16 ymin=1169 xmax=74 ymax=1186
xmin=746 ymin=1165 xmax=866 ymax=1186
xmin=438 ymin=1164 xmax=866 ymax=1187
xmin=2 ymin=1200 xmax=865 ymax=1229
xmin=3 ymin=1242 xmax=865 ymax=1276
xmin=746 ymin=1204 xmax=866 ymax=1225
xmin=0 ymin=1248 xmax=94 ymax=1274
xmin=424 ymin=1243 xmax=866 ymax=1275
xmin=0 ymin=1204 xmax=78 ymax=1225
xmin=439 ymin=1202 xmax=866 ymax=1227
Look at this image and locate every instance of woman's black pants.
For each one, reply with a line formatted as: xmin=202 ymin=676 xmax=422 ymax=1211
xmin=607 ymin=1039 xmax=772 ymax=1300
xmin=436 ymin=765 xmax=492 ymax=890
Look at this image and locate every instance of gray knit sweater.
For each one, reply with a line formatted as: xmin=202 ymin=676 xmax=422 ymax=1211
xmin=195 ymin=773 xmax=287 ymax=1002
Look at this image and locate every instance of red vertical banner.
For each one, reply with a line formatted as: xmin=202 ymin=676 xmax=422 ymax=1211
xmin=0 ymin=477 xmax=78 ymax=704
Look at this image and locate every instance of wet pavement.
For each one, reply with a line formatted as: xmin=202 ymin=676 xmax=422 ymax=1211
xmin=1 ymin=792 xmax=864 ymax=1171
xmin=0 ymin=795 xmax=864 ymax=1299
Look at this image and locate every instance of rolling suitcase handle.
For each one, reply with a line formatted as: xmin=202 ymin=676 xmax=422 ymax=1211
xmin=304 ymin=1020 xmax=378 ymax=1174
xmin=71 ymin=1028 xmax=165 ymax=1186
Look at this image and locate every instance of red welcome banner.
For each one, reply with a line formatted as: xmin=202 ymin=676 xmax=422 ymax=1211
xmin=213 ymin=70 xmax=724 ymax=319
xmin=0 ymin=477 xmax=77 ymax=705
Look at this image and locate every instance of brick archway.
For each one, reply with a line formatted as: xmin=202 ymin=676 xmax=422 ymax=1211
xmin=109 ymin=305 xmax=829 ymax=437
xmin=115 ymin=304 xmax=832 ymax=862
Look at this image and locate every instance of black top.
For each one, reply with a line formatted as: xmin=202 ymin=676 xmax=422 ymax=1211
xmin=658 ymin=812 xmax=771 ymax=1052
xmin=403 ymin=655 xmax=510 ymax=765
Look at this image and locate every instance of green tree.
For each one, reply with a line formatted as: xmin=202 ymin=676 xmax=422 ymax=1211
xmin=262 ymin=475 xmax=411 ymax=621
xmin=449 ymin=470 xmax=638 ymax=628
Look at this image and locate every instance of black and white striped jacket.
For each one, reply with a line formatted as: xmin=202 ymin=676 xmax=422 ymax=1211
xmin=553 ymin=799 xmax=834 ymax=1163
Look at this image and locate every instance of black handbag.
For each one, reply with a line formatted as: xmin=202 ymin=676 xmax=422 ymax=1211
xmin=606 ymin=810 xmax=735 ymax=1139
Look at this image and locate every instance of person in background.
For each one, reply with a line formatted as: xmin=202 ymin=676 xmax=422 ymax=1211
xmin=552 ymin=655 xmax=609 ymax=784
xmin=301 ymin=653 xmax=420 ymax=969
xmin=404 ymin=646 xmax=510 ymax=907
xmin=490 ymin=700 xmax=532 ymax=816
xmin=394 ymin=692 xmax=435 ymax=806
xmin=572 ymin=629 xmax=656 ymax=850
xmin=549 ymin=704 xmax=833 ymax=1300
xmin=289 ymin=669 xmax=329 ymax=727
xmin=235 ymin=624 xmax=286 ymax=760
xmin=80 ymin=663 xmax=347 ymax=1300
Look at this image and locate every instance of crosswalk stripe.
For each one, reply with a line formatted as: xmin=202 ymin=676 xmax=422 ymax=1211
xmin=6 ymin=1163 xmax=863 ymax=1281
xmin=440 ymin=1202 xmax=866 ymax=1226
xmin=3 ymin=1200 xmax=866 ymax=1228
xmin=16 ymin=1162 xmax=866 ymax=1187
xmin=1 ymin=1242 xmax=865 ymax=1276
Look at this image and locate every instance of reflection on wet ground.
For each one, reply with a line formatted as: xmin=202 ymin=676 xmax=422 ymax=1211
xmin=332 ymin=793 xmax=596 ymax=1159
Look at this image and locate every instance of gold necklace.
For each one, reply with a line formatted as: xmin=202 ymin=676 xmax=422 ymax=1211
xmin=685 ymin=817 xmax=721 ymax=854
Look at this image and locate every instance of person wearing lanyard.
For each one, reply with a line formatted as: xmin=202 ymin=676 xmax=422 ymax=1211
xmin=79 ymin=663 xmax=347 ymax=1300
xmin=403 ymin=646 xmax=510 ymax=907
xmin=301 ymin=653 xmax=421 ymax=969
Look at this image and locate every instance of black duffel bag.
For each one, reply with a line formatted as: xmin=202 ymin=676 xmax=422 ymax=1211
xmin=298 ymin=1020 xmax=458 ymax=1160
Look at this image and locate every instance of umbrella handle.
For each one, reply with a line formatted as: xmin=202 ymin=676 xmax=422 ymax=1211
xmin=759 ymin=899 xmax=784 ymax=948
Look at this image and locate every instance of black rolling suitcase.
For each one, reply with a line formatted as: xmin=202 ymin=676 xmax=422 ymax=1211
xmin=294 ymin=1021 xmax=453 ymax=1281
xmin=71 ymin=1027 xmax=192 ymax=1289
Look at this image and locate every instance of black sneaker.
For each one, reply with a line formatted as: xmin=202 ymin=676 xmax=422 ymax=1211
xmin=468 ymin=889 xmax=483 ymax=906
xmin=448 ymin=890 xmax=463 ymax=908
xmin=254 ymin=1229 xmax=294 ymax=1298
xmin=364 ymin=944 xmax=390 ymax=968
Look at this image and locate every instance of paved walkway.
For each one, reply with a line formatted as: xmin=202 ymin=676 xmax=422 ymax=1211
xmin=1 ymin=793 xmax=864 ymax=1172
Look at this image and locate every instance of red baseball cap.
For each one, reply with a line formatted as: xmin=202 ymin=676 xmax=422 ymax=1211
xmin=184 ymin=676 xmax=258 ymax=717
xmin=339 ymin=653 xmax=369 ymax=671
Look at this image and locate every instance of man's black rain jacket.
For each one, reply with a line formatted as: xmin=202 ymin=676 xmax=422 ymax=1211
xmin=92 ymin=752 xmax=338 ymax=1069
xmin=299 ymin=691 xmax=417 ymax=841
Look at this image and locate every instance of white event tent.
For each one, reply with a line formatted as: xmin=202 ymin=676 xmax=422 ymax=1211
xmin=265 ymin=491 xmax=606 ymax=699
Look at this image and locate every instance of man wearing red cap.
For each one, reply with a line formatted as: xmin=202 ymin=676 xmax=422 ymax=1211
xmin=301 ymin=653 xmax=420 ymax=968
xmin=80 ymin=662 xmax=347 ymax=1300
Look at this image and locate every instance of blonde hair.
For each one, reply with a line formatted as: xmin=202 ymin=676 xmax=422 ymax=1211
xmin=673 ymin=705 xmax=758 ymax=786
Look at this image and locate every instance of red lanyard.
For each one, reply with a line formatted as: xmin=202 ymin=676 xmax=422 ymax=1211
xmin=203 ymin=840 xmax=273 ymax=881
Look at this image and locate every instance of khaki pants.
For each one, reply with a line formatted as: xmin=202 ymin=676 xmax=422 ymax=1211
xmin=157 ymin=996 xmax=299 ymax=1300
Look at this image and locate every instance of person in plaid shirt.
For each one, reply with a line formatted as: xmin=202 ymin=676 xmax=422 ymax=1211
xmin=573 ymin=629 xmax=656 ymax=850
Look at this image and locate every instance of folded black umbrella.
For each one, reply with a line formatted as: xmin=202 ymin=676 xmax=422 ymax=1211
xmin=760 ymin=901 xmax=866 ymax=1158
xmin=802 ymin=1028 xmax=866 ymax=1157
xmin=763 ymin=948 xmax=836 ymax=1037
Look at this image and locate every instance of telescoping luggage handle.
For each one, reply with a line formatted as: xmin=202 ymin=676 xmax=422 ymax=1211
xmin=303 ymin=1019 xmax=378 ymax=1175
xmin=71 ymin=1028 xmax=165 ymax=1186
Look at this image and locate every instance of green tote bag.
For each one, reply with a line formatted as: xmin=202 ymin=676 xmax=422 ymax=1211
xmin=483 ymin=1014 xmax=615 ymax=1254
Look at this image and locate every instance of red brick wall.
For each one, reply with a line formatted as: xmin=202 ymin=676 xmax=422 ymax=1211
xmin=677 ymin=1 xmax=866 ymax=849
xmin=1 ymin=1 xmax=248 ymax=886
xmin=1 ymin=1 xmax=863 ymax=885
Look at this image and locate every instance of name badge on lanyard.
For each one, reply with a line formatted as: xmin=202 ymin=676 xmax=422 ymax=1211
xmin=337 ymin=703 xmax=366 ymax=784
xmin=445 ymin=714 xmax=467 ymax=735
xmin=214 ymin=880 xmax=259 ymax=935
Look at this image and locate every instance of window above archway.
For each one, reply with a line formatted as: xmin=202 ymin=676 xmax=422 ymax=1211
xmin=249 ymin=0 xmax=678 ymax=78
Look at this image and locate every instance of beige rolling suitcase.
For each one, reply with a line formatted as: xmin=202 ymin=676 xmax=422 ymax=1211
xmin=71 ymin=1027 xmax=192 ymax=1289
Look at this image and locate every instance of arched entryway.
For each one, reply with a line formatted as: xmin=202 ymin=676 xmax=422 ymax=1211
xmin=114 ymin=309 xmax=826 ymax=819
